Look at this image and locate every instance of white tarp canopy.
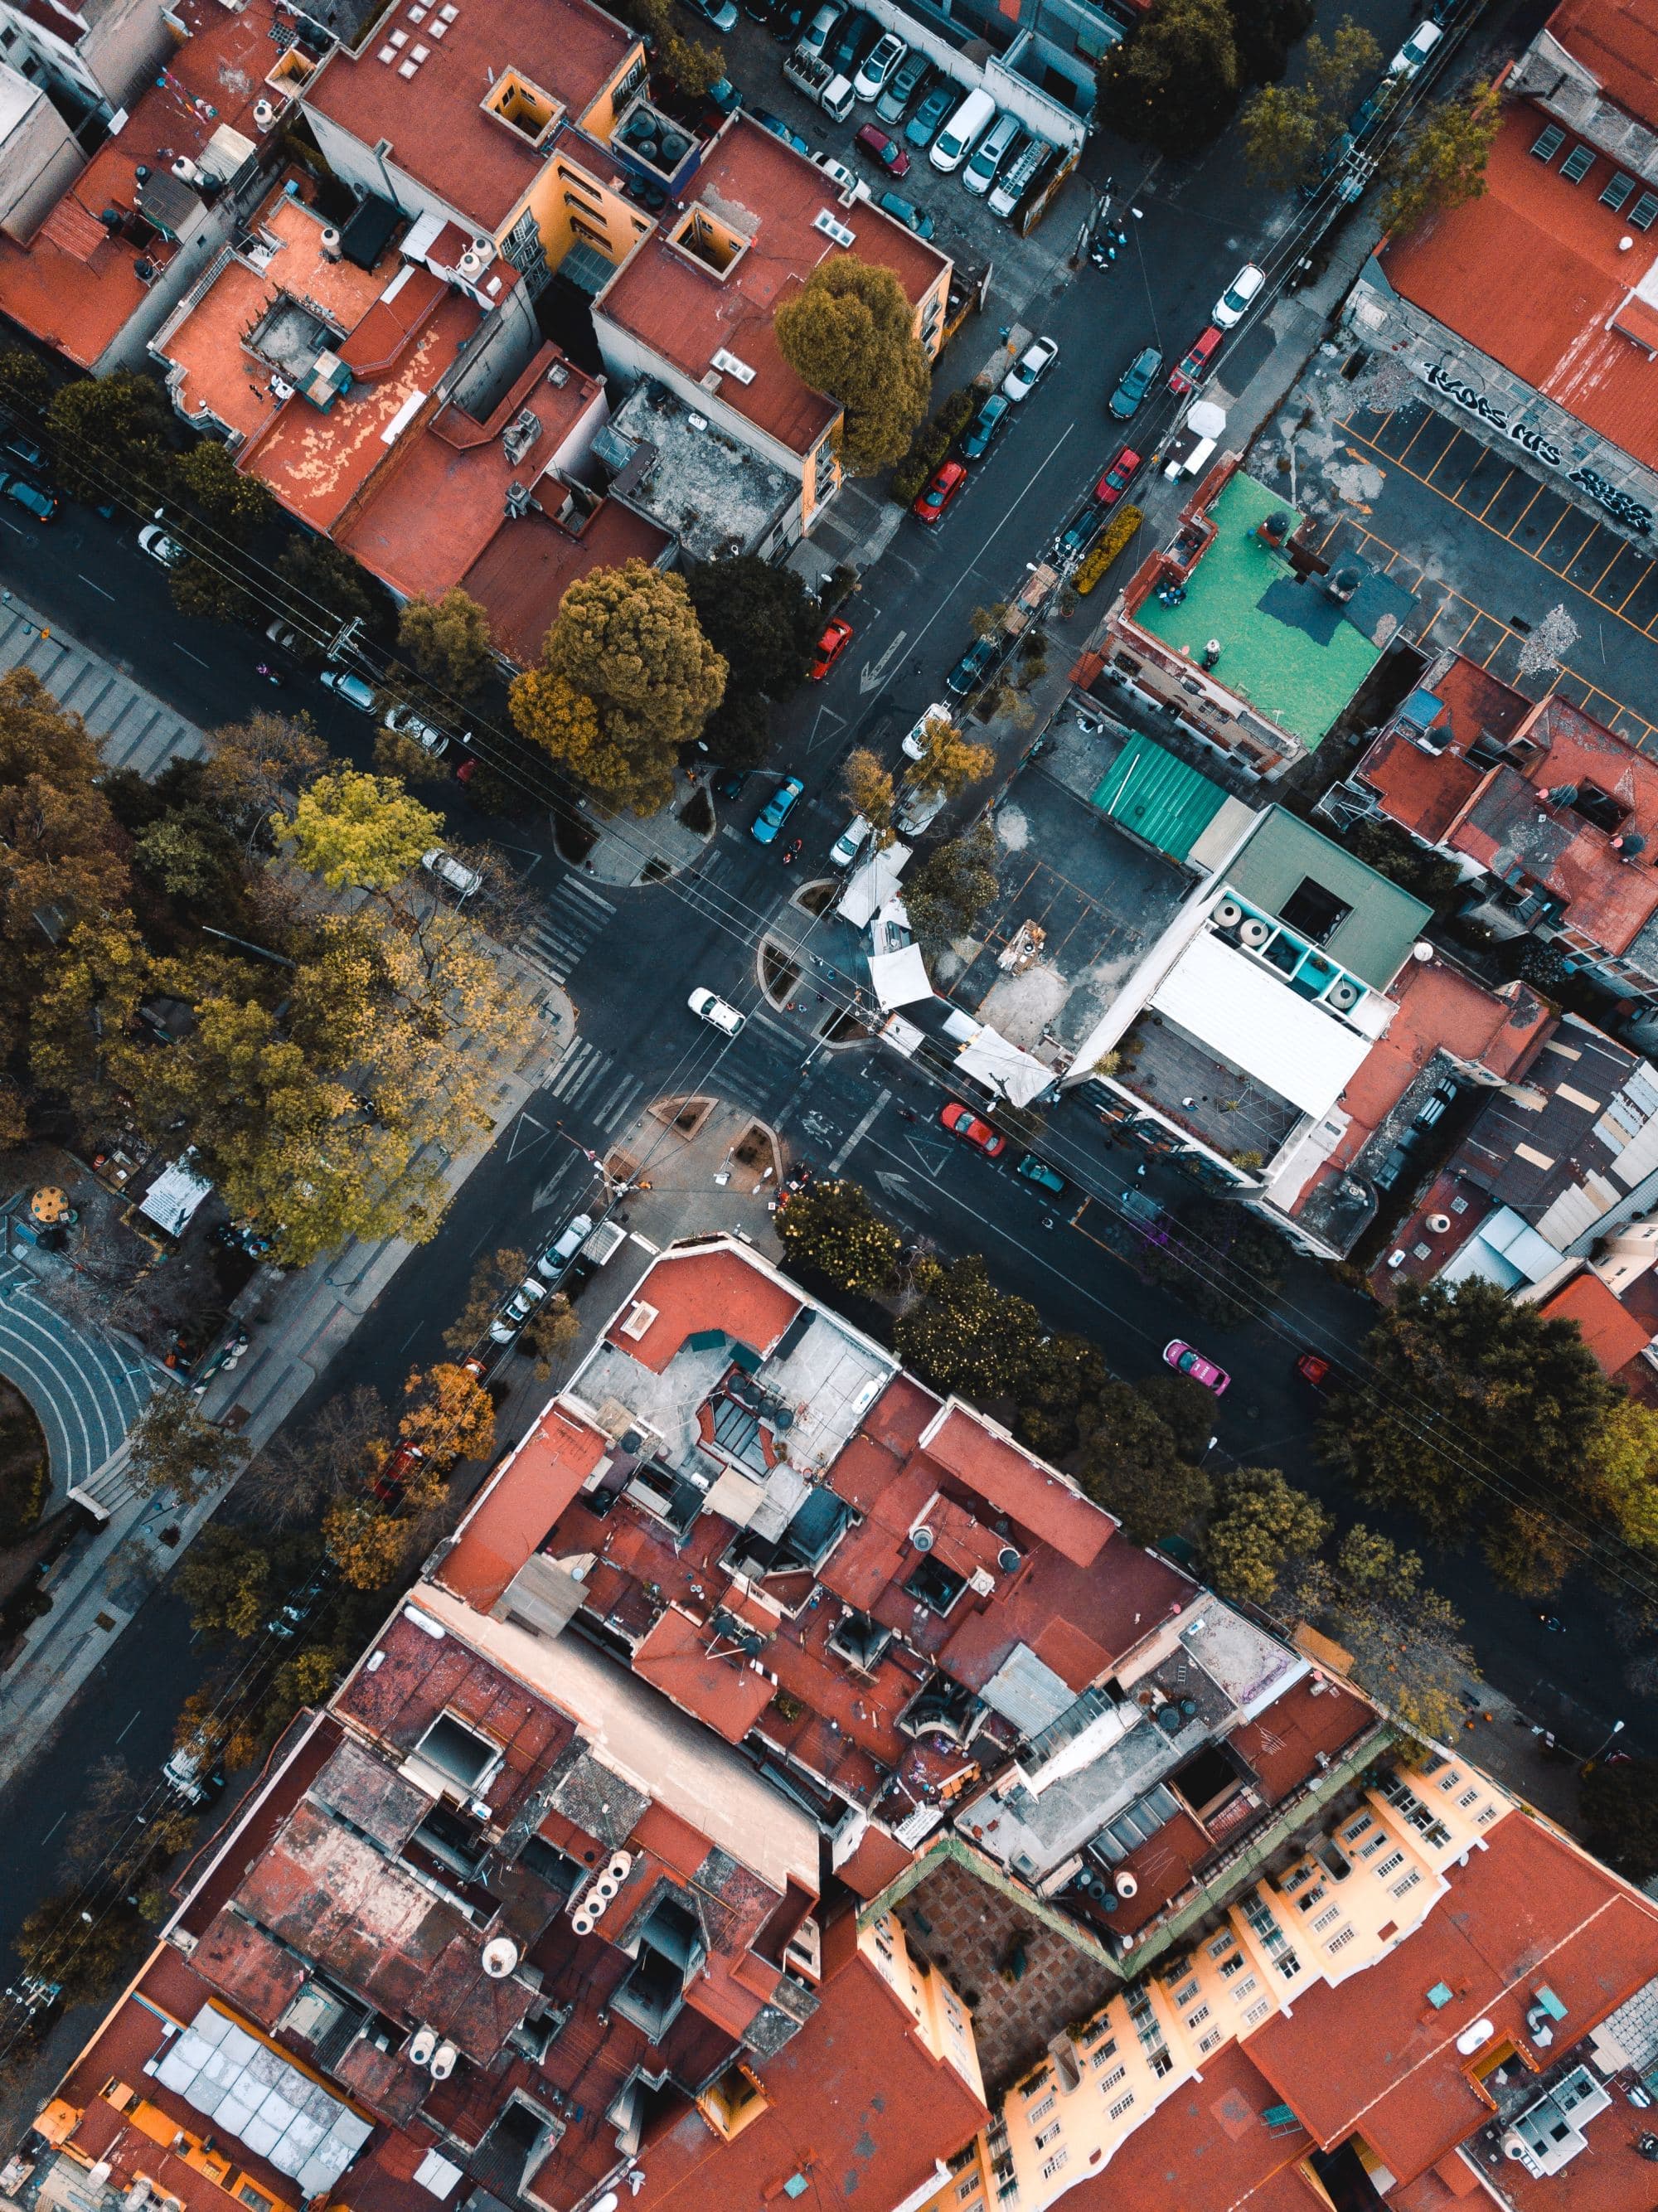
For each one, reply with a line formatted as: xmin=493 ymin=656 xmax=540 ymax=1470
xmin=138 ymin=1155 xmax=214 ymax=1238
xmin=869 ymin=943 xmax=933 ymax=1011
xmin=837 ymin=841 xmax=912 ymax=929
xmin=1187 ymin=399 xmax=1227 ymax=438
xmin=955 ymin=1026 xmax=1056 ymax=1108
xmin=1150 ymin=929 xmax=1372 ymax=1120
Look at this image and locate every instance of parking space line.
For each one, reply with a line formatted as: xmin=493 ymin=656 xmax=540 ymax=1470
xmin=1393 ymin=411 xmax=1442 ymax=465
xmin=1616 ymin=566 xmax=1653 ymax=614
xmin=1501 ymin=482 xmax=1546 ymax=541
xmin=1550 ymin=520 xmax=1601 ymax=575
xmin=1589 ymin=545 xmax=1626 ymax=594
xmin=1530 ymin=502 xmax=1574 ymax=560
xmin=1471 ymin=463 xmax=1515 ymax=521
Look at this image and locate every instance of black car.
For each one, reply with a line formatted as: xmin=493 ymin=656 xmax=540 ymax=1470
xmin=946 ymin=636 xmax=1000 ymax=697
xmin=714 ymin=769 xmax=749 ymax=800
xmin=772 ymin=0 xmax=807 ymax=33
xmin=1058 ymin=502 xmax=1105 ymax=561
xmin=960 ymin=391 xmax=1011 ymax=462
xmin=743 ymin=0 xmax=773 ymax=17
xmin=1108 ymin=345 xmax=1163 ymax=420
xmin=827 ymin=9 xmax=875 ymax=74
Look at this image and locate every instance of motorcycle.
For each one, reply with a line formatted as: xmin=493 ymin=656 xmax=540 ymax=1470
xmin=780 ymin=836 xmax=804 ymax=866
xmin=254 ymin=662 xmax=282 ymax=687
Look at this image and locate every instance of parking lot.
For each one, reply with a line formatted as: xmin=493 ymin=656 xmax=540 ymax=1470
xmin=1261 ymin=359 xmax=1658 ymax=754
xmin=704 ymin=4 xmax=1084 ymax=328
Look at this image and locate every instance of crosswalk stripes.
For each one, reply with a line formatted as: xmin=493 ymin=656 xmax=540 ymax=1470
xmin=515 ymin=873 xmax=617 ymax=985
xmin=545 ymin=1039 xmax=645 ymax=1134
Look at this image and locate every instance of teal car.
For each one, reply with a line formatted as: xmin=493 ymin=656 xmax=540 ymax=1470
xmin=1015 ymin=1152 xmax=1066 ymax=1196
xmin=905 ymin=82 xmax=953 ymax=148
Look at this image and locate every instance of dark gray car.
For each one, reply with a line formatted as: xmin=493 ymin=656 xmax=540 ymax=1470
xmin=1108 ymin=345 xmax=1164 ymax=420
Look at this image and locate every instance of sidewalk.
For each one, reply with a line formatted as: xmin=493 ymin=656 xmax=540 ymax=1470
xmin=0 ymin=983 xmax=573 ymax=1793
xmin=0 ymin=587 xmax=205 ymax=777
xmin=579 ymin=774 xmax=714 ymax=887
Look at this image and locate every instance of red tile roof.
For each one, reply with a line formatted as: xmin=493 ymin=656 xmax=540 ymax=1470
xmin=1249 ymin=1812 xmax=1658 ymax=2184
xmin=595 ymin=116 xmax=948 ymax=458
xmin=1537 ymin=1268 xmax=1655 ymax=1373
xmin=632 ymin=1606 xmax=778 ymax=1742
xmin=632 ymin=1949 xmax=986 ymax=2212
xmin=459 ymin=492 xmax=670 ymax=669
xmin=441 ymin=1399 xmax=611 ymax=1610
xmin=1059 ymin=2040 xmax=1319 ymax=2211
xmin=920 ymin=1407 xmax=1114 ymax=1570
xmin=0 ymin=0 xmax=282 ymax=369
xmin=1353 ymin=658 xmax=1530 ymax=843
xmin=1544 ymin=0 xmax=1658 ymax=133
xmin=1384 ymin=103 xmax=1658 ymax=477
xmin=609 ymin=1246 xmax=803 ymax=1373
xmin=303 ymin=0 xmax=638 ymax=234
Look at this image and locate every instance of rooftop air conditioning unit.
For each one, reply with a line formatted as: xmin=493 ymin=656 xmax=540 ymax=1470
xmin=429 ymin=2041 xmax=458 ymax=2082
xmin=1212 ymin=897 xmax=1244 ymax=932
xmin=812 ymin=208 xmax=856 ymax=248
xmin=1326 ymin=977 xmax=1362 ymax=1011
xmin=710 ymin=347 xmax=756 ymax=385
xmin=1239 ymin=916 xmax=1272 ymax=948
xmin=408 ymin=2026 xmax=439 ymax=2068
xmin=482 ymin=1936 xmax=520 ymax=1978
xmin=605 ymin=1851 xmax=634 ymax=1885
xmin=1426 ymin=1213 xmax=1452 ymax=1235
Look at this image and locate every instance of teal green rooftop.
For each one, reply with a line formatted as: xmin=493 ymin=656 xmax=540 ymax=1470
xmin=1132 ymin=470 xmax=1383 ymax=749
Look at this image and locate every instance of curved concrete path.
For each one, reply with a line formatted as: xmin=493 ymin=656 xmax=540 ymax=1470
xmin=0 ymin=1259 xmax=159 ymax=1500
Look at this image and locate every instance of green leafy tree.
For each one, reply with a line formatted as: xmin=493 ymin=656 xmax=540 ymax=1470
xmin=200 ymin=711 xmax=327 ymax=844
xmin=171 ymin=439 xmax=276 ymax=540
xmin=445 ymin=1246 xmax=531 ymax=1355
xmin=774 ymin=257 xmax=932 ymax=475
xmin=1151 ymin=1199 xmax=1285 ymax=1328
xmin=399 ymin=588 xmax=496 ymax=696
xmin=1579 ymin=1756 xmax=1658 ymax=1884
xmin=322 ymin=1496 xmax=409 ymax=1589
xmin=1074 ymin=1382 xmax=1211 ymax=1544
xmin=1231 ymin=0 xmax=1315 ymax=84
xmin=777 ymin=1179 xmax=902 ymax=1297
xmin=1306 ymin=16 xmax=1383 ymax=110
xmin=683 ymin=555 xmax=817 ymax=700
xmin=1339 ymin=813 xmax=1465 ymax=913
xmin=240 ymin=1385 xmax=390 ymax=1530
xmin=17 ymin=1889 xmax=143 ymax=2005
xmin=894 ymin=1254 xmax=1042 ymax=1401
xmin=665 ymin=32 xmax=725 ymax=97
xmin=512 ymin=560 xmax=726 ymax=813
xmin=1239 ymin=82 xmax=1325 ymax=186
xmin=46 ymin=370 xmax=171 ymax=502
xmin=521 ymin=1291 xmax=580 ymax=1375
xmin=702 ymin=688 xmax=773 ymax=770
xmin=1205 ymin=1466 xmax=1331 ymax=1608
xmin=1319 ymin=1278 xmax=1614 ymax=1588
xmin=1316 ymin=1527 xmax=1472 ymax=1742
xmin=1379 ymin=80 xmax=1503 ymax=238
xmin=0 ymin=347 xmax=51 ymax=415
xmin=1097 ymin=0 xmax=1241 ymax=153
xmin=905 ymin=824 xmax=1000 ymax=951
xmin=841 ymin=749 xmax=897 ymax=842
xmin=169 ymin=555 xmax=261 ymax=628
xmin=283 ymin=768 xmax=439 ymax=889
xmin=176 ymin=1526 xmax=273 ymax=1638
xmin=276 ymin=533 xmax=396 ymax=641
xmin=1134 ymin=1370 xmax=1218 ymax=1460
xmin=1016 ymin=1332 xmax=1110 ymax=1462
xmin=124 ymin=1391 xmax=250 ymax=1507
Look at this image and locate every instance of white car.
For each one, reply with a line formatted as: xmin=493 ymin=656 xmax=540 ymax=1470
xmin=421 ymin=846 xmax=482 ymax=899
xmin=488 ymin=1275 xmax=548 ymax=1343
xmin=831 ymin=814 xmax=871 ymax=868
xmin=1388 ymin=19 xmax=1442 ymax=75
xmin=138 ymin=522 xmax=184 ymax=568
xmin=689 ymin=987 xmax=746 ymax=1037
xmin=1001 ymin=334 xmax=1057 ymax=401
xmin=812 ymin=151 xmax=872 ymax=200
xmin=536 ymin=1211 xmax=594 ymax=1281
xmin=1212 ymin=262 xmax=1264 ymax=329
xmin=902 ymin=701 xmax=953 ymax=760
xmin=854 ymin=32 xmax=906 ymax=100
xmin=385 ymin=700 xmax=456 ymax=756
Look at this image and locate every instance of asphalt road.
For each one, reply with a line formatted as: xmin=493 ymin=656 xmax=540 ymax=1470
xmin=0 ymin=0 xmax=1638 ymax=1994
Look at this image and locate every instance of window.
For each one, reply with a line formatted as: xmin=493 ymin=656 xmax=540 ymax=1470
xmin=1457 ymin=1788 xmax=1479 ymax=1807
xmin=1108 ymin=2093 xmax=1136 ymax=2121
xmin=1423 ymin=1822 xmax=1452 ymax=1850
xmin=1358 ymin=1835 xmax=1388 ymax=1860
xmin=1231 ymin=1977 xmax=1258 ymax=2001
xmin=1244 ymin=1998 xmax=1271 ymax=2025
xmin=1208 ymin=1934 xmax=1239 ymax=1960
xmin=1197 ymin=2029 xmax=1222 ymax=2054
xmin=1311 ymin=1906 xmax=1340 ymax=1933
xmin=1033 ymin=2125 xmax=1060 ymax=2151
xmin=1602 ymin=171 xmax=1636 ymax=210
xmin=1342 ymin=1816 xmax=1373 ymax=1842
xmin=1295 ymin=1886 xmax=1326 ymax=1914
xmin=1374 ymin=1852 xmax=1404 ymax=1879
xmin=1560 ymin=143 xmax=1596 ymax=182
xmin=1327 ymin=1928 xmax=1355 ymax=1954
xmin=1530 ymin=123 xmax=1565 ymax=160
xmin=1281 ymin=1867 xmax=1314 ymax=1896
xmin=1274 ymin=1951 xmax=1302 ymax=1980
xmin=1029 ymin=2096 xmax=1056 ymax=2124
xmin=1438 ymin=1772 xmax=1462 ymax=1793
xmin=1630 ymin=191 xmax=1658 ymax=230
xmin=1021 ymin=2074 xmax=1052 ymax=2103
xmin=1219 ymin=1954 xmax=1247 ymax=1979
xmin=1391 ymin=1870 xmax=1422 ymax=1898
xmin=1098 ymin=2064 xmax=1127 ymax=2093
xmin=957 ymin=2180 xmax=980 ymax=2202
xmin=1040 ymin=2153 xmax=1068 ymax=2180
xmin=1148 ymin=2051 xmax=1173 ymax=2079
xmin=1090 ymin=2041 xmax=1120 ymax=2069
xmin=1172 ymin=1980 xmax=1200 ymax=2006
xmin=1185 ymin=2005 xmax=1210 ymax=2030
xmin=1476 ymin=1805 xmax=1499 ymax=1825
xmin=235 ymin=2190 xmax=273 ymax=2212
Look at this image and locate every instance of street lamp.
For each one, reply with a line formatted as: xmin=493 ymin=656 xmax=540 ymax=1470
xmin=1585 ymin=1718 xmax=1625 ymax=1769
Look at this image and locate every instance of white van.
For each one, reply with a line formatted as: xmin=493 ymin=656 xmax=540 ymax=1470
xmin=962 ymin=110 xmax=1020 ymax=196
xmin=929 ymin=86 xmax=995 ymax=173
xmin=422 ymin=846 xmax=482 ymax=900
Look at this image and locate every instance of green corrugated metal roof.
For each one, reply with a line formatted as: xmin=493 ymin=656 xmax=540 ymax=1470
xmin=1091 ymin=733 xmax=1229 ymax=861
xmin=1227 ymin=807 xmax=1431 ymax=988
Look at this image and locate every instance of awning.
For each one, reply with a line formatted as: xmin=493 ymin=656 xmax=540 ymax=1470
xmin=868 ymin=943 xmax=933 ymax=1010
xmin=956 ymin=1027 xmax=1056 ymax=1108
xmin=1150 ymin=929 xmax=1372 ymax=1120
xmin=138 ymin=1156 xmax=213 ymax=1238
xmin=838 ymin=841 xmax=912 ymax=929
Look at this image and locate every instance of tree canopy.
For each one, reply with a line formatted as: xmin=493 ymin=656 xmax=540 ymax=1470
xmin=683 ymin=555 xmax=817 ymax=701
xmin=1580 ymin=1756 xmax=1658 ymax=1884
xmin=283 ymin=769 xmax=439 ymax=889
xmin=773 ymin=258 xmax=932 ymax=475
xmin=124 ymin=1391 xmax=249 ymax=1506
xmin=1205 ymin=1465 xmax=1331 ymax=1608
xmin=905 ymin=825 xmax=1000 ymax=952
xmin=841 ymin=748 xmax=897 ymax=841
xmin=1097 ymin=0 xmax=1242 ymax=153
xmin=776 ymin=1179 xmax=901 ymax=1297
xmin=1379 ymin=81 xmax=1502 ymax=239
xmin=399 ymin=588 xmax=495 ymax=696
xmin=895 ymin=1254 xmax=1042 ymax=1402
xmin=1074 ymin=1383 xmax=1212 ymax=1544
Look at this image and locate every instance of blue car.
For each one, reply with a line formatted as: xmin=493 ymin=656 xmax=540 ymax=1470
xmin=750 ymin=105 xmax=810 ymax=154
xmin=959 ymin=391 xmax=1010 ymax=462
xmin=751 ymin=776 xmax=804 ymax=845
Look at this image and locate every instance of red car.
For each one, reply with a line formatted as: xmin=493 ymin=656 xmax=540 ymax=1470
xmin=811 ymin=616 xmax=855 ymax=681
xmin=1095 ymin=444 xmax=1142 ymax=506
xmin=913 ymin=458 xmax=967 ymax=526
xmin=1168 ymin=325 xmax=1223 ymax=397
xmin=1163 ymin=1339 xmax=1230 ymax=1395
xmin=855 ymin=123 xmax=909 ymax=177
xmin=941 ymin=1101 xmax=1006 ymax=1157
xmin=368 ymin=1440 xmax=424 ymax=1503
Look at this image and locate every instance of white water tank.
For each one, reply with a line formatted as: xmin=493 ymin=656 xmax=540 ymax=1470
xmin=429 ymin=2040 xmax=458 ymax=2081
xmin=482 ymin=1935 xmax=520 ymax=1978
xmin=408 ymin=2025 xmax=438 ymax=2067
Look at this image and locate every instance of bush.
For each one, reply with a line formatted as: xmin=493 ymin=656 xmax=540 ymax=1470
xmin=1074 ymin=504 xmax=1144 ymax=595
xmin=891 ymin=385 xmax=982 ymax=503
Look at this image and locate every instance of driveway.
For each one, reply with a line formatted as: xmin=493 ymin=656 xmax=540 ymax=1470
xmin=0 ymin=1259 xmax=159 ymax=1501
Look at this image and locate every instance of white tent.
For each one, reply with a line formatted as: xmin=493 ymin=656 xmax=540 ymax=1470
xmin=868 ymin=943 xmax=933 ymax=1011
xmin=955 ymin=1027 xmax=1056 ymax=1109
xmin=837 ymin=841 xmax=912 ymax=929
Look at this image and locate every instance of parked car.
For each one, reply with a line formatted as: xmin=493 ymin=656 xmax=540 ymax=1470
xmin=831 ymin=813 xmax=871 ymax=867
xmin=877 ymin=188 xmax=933 ymax=236
xmin=876 ymin=48 xmax=929 ymax=123
xmin=945 ymin=635 xmax=998 ymax=696
xmin=929 ymin=85 xmax=995 ymax=173
xmin=1 ymin=473 xmax=55 ymax=521
xmin=1168 ymin=324 xmax=1224 ymax=397
xmin=1118 ymin=1186 xmax=1167 ymax=1239
xmin=960 ymin=390 xmax=1011 ymax=460
xmin=368 ymin=1439 xmax=424 ymax=1504
xmin=770 ymin=0 xmax=807 ymax=37
xmin=1001 ymin=333 xmax=1058 ymax=400
xmin=320 ymin=667 xmax=377 ymax=712
xmin=1108 ymin=344 xmax=1163 ymax=419
xmin=1163 ymin=1338 xmax=1230 ymax=1395
xmin=689 ymin=985 xmax=746 ymax=1036
xmin=536 ymin=1211 xmax=595 ymax=1283
xmin=751 ymin=776 xmax=805 ymax=844
xmin=913 ymin=458 xmax=967 ymax=524
xmin=962 ymin=109 xmax=1020 ymax=197
xmin=1057 ymin=501 xmax=1104 ymax=561
xmin=854 ymin=30 xmax=906 ymax=99
xmin=941 ymin=1101 xmax=1006 ymax=1157
xmin=799 ymin=0 xmax=843 ymax=56
xmin=854 ymin=121 xmax=909 ymax=173
xmin=384 ymin=700 xmax=453 ymax=755
xmin=421 ymin=846 xmax=483 ymax=899
xmin=1293 ymin=1350 xmax=1331 ymax=1389
xmin=896 ymin=779 xmax=948 ymax=836
xmin=1095 ymin=444 xmax=1142 ymax=505
xmin=680 ymin=0 xmax=738 ymax=28
xmin=138 ymin=521 xmax=184 ymax=567
xmin=812 ymin=150 xmax=870 ymax=196
xmin=266 ymin=617 xmax=303 ymax=653
xmin=1213 ymin=261 xmax=1264 ymax=328
xmin=904 ymin=81 xmax=954 ymax=148
xmin=1388 ymin=18 xmax=1442 ymax=74
xmin=810 ymin=615 xmax=855 ymax=679
xmin=903 ymin=702 xmax=953 ymax=759
xmin=489 ymin=1274 xmax=549 ymax=1343
xmin=714 ymin=768 xmax=749 ymax=799
xmin=827 ymin=9 xmax=875 ymax=76
xmin=744 ymin=0 xmax=776 ymax=21
xmin=3 ymin=434 xmax=46 ymax=473
xmin=988 ymin=132 xmax=1046 ymax=221
xmin=751 ymin=106 xmax=810 ymax=153
xmin=1015 ymin=1152 xmax=1066 ymax=1195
